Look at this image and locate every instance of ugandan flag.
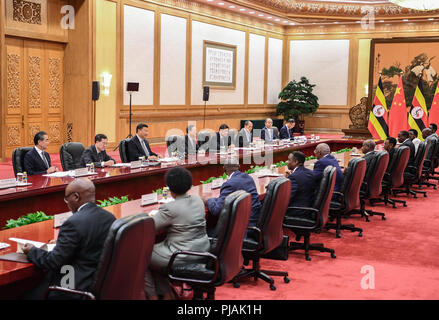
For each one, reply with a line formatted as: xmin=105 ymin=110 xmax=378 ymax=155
xmin=428 ymin=81 xmax=439 ymax=126
xmin=408 ymin=78 xmax=428 ymax=141
xmin=368 ymin=76 xmax=389 ymax=140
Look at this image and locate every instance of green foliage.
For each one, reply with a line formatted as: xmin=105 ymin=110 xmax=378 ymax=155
xmin=3 ymin=211 xmax=53 ymax=229
xmin=245 ymin=166 xmax=267 ymax=174
xmin=335 ymin=148 xmax=352 ymax=154
xmin=305 ymin=156 xmax=316 ymax=161
xmin=275 ymin=161 xmax=288 ymax=168
xmin=97 ymin=195 xmax=130 ymax=208
xmin=276 ymin=77 xmax=319 ymax=121
xmin=201 ymin=173 xmax=228 ymax=184
xmin=153 ymin=188 xmax=164 ymax=195
xmin=382 ymin=66 xmax=403 ymax=78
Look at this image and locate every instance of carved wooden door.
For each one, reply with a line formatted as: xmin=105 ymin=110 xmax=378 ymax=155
xmin=5 ymin=37 xmax=63 ymax=157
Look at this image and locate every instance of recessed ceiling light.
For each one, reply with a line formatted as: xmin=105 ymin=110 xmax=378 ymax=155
xmin=290 ymin=22 xmax=296 ymax=26
xmin=429 ymin=18 xmax=435 ymax=21
xmin=403 ymin=19 xmax=409 ymax=22
xmin=356 ymin=21 xmax=361 ymax=23
xmin=258 ymin=14 xmax=264 ymax=17
xmin=275 ymin=19 xmax=280 ymax=22
xmin=283 ymin=21 xmax=288 ymax=23
xmin=379 ymin=20 xmax=385 ymax=22
xmin=249 ymin=11 xmax=255 ymax=14
xmin=239 ymin=8 xmax=246 ymax=11
xmin=333 ymin=21 xmax=339 ymax=24
xmin=267 ymin=16 xmax=272 ymax=19
xmin=229 ymin=5 xmax=235 ymax=8
xmin=218 ymin=2 xmax=224 ymax=5
xmin=207 ymin=0 xmax=213 ymax=2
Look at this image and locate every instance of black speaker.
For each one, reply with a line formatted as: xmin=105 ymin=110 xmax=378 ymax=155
xmin=203 ymin=86 xmax=210 ymax=102
xmin=127 ymin=82 xmax=139 ymax=92
xmin=92 ymin=81 xmax=100 ymax=101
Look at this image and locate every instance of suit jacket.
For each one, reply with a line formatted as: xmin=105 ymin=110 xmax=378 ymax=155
xmin=386 ymin=148 xmax=396 ymax=173
xmin=152 ymin=194 xmax=210 ymax=263
xmin=26 ymin=202 xmax=116 ymax=298
xmin=23 ymin=147 xmax=51 ymax=176
xmin=279 ymin=125 xmax=293 ymax=140
xmin=211 ymin=132 xmax=232 ymax=152
xmin=313 ymin=154 xmax=344 ymax=192
xmin=184 ymin=135 xmax=199 ymax=155
xmin=286 ymin=166 xmax=317 ymax=220
xmin=80 ymin=145 xmax=116 ymax=168
xmin=402 ymin=139 xmax=415 ymax=167
xmin=261 ymin=127 xmax=279 ymax=142
xmin=206 ymin=171 xmax=262 ymax=227
xmin=127 ymin=135 xmax=158 ymax=162
xmin=238 ymin=128 xmax=253 ymax=147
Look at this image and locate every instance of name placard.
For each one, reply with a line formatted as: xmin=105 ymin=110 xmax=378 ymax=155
xmin=0 ymin=178 xmax=17 ymax=189
xmin=211 ymin=178 xmax=224 ymax=189
xmin=141 ymin=193 xmax=158 ymax=206
xmin=54 ymin=212 xmax=73 ymax=228
xmin=74 ymin=168 xmax=89 ymax=177
xmin=130 ymin=160 xmax=142 ymax=169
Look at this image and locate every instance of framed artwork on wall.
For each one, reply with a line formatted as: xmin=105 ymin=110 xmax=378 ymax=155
xmin=369 ymin=37 xmax=439 ymax=112
xmin=203 ymin=40 xmax=237 ymax=90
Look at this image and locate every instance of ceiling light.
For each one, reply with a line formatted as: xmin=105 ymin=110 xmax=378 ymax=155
xmin=218 ymin=2 xmax=224 ymax=5
xmin=258 ymin=14 xmax=264 ymax=17
xmin=267 ymin=16 xmax=272 ymax=19
xmin=290 ymin=22 xmax=296 ymax=26
xmin=389 ymin=0 xmax=439 ymax=11
xmin=428 ymin=18 xmax=435 ymax=20
xmin=403 ymin=19 xmax=409 ymax=21
xmin=249 ymin=11 xmax=255 ymax=14
xmin=283 ymin=21 xmax=288 ymax=23
xmin=379 ymin=20 xmax=385 ymax=22
xmin=239 ymin=8 xmax=246 ymax=11
xmin=229 ymin=5 xmax=235 ymax=8
xmin=275 ymin=19 xmax=280 ymax=22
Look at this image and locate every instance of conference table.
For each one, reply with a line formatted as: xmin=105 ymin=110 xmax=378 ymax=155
xmin=0 ymin=149 xmax=363 ymax=299
xmin=0 ymin=138 xmax=362 ymax=227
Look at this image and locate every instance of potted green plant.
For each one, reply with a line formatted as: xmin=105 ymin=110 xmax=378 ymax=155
xmin=276 ymin=77 xmax=319 ymax=134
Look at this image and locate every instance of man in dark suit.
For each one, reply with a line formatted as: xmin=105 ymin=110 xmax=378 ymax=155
xmin=384 ymin=136 xmax=397 ymax=172
xmin=127 ymin=123 xmax=160 ymax=162
xmin=279 ymin=119 xmax=295 ymax=140
xmin=261 ymin=118 xmax=279 ymax=143
xmin=284 ymin=151 xmax=317 ymax=220
xmin=398 ymin=130 xmax=415 ymax=168
xmin=24 ymin=131 xmax=59 ymax=175
xmin=184 ymin=124 xmax=199 ymax=155
xmin=238 ymin=121 xmax=253 ymax=147
xmin=22 ymin=178 xmax=115 ymax=299
xmin=429 ymin=123 xmax=438 ymax=139
xmin=312 ymin=143 xmax=344 ymax=192
xmin=80 ymin=134 xmax=116 ymax=168
xmin=204 ymin=161 xmax=262 ymax=233
xmin=361 ymin=139 xmax=376 ymax=169
xmin=211 ymin=123 xmax=234 ymax=152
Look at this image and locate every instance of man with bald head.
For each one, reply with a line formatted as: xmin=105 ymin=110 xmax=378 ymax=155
xmin=313 ymin=143 xmax=344 ymax=192
xmin=22 ymin=178 xmax=115 ymax=299
xmin=361 ymin=139 xmax=376 ymax=169
xmin=261 ymin=118 xmax=279 ymax=143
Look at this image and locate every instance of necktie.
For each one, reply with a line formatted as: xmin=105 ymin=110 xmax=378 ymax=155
xmin=41 ymin=153 xmax=49 ymax=169
xmin=141 ymin=140 xmax=150 ymax=157
xmin=98 ymin=152 xmax=103 ymax=162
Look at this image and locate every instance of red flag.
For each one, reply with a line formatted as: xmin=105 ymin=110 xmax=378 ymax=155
xmin=388 ymin=75 xmax=408 ymax=138
xmin=429 ymin=82 xmax=439 ymax=126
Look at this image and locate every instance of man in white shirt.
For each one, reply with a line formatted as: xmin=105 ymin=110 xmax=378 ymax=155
xmin=23 ymin=131 xmax=59 ymax=175
xmin=409 ymin=129 xmax=422 ymax=154
xmin=238 ymin=121 xmax=253 ymax=147
xmin=261 ymin=118 xmax=279 ymax=143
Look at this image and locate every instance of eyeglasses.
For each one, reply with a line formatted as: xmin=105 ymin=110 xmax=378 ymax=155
xmin=64 ymin=192 xmax=78 ymax=203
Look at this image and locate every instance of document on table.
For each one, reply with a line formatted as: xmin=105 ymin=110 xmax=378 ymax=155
xmin=43 ymin=171 xmax=72 ymax=178
xmin=9 ymin=237 xmax=56 ymax=253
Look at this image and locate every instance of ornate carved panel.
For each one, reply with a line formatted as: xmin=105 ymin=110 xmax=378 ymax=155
xmin=28 ymin=55 xmax=41 ymax=110
xmin=12 ymin=0 xmax=42 ymax=25
xmin=49 ymin=122 xmax=61 ymax=143
xmin=48 ymin=58 xmax=61 ymax=111
xmin=66 ymin=123 xmax=73 ymax=143
xmin=7 ymin=53 xmax=21 ymax=112
xmin=28 ymin=124 xmax=41 ymax=145
xmin=7 ymin=125 xmax=21 ymax=146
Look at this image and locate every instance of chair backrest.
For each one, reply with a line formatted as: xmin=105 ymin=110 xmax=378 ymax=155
xmin=257 ymin=177 xmax=291 ymax=253
xmin=118 ymin=139 xmax=130 ymax=163
xmin=390 ymin=146 xmax=410 ymax=188
xmin=340 ymin=157 xmax=366 ymax=212
xmin=413 ymin=141 xmax=427 ymax=179
xmin=366 ymin=151 xmax=389 ymax=198
xmin=166 ymin=135 xmax=184 ymax=156
xmin=60 ymin=142 xmax=85 ymax=171
xmin=313 ymin=166 xmax=336 ymax=228
xmin=92 ymin=213 xmax=155 ymax=300
xmin=210 ymin=190 xmax=251 ymax=286
xmin=12 ymin=147 xmax=33 ymax=176
xmin=425 ymin=138 xmax=437 ymax=162
xmin=198 ymin=130 xmax=213 ymax=151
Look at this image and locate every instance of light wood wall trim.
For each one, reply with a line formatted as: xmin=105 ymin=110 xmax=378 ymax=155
xmin=0 ymin=0 xmax=5 ymax=158
xmin=4 ymin=28 xmax=69 ymax=44
xmin=118 ymin=0 xmax=124 ymax=140
xmin=243 ymin=29 xmax=249 ymax=109
xmin=91 ymin=0 xmax=97 ymax=138
xmin=282 ymin=34 xmax=289 ymax=88
xmin=186 ymin=14 xmax=192 ymax=108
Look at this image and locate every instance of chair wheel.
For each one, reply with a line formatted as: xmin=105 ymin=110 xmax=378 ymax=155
xmin=336 ymin=233 xmax=341 ymax=238
xmin=233 ymin=282 xmax=240 ymax=288
xmin=270 ymin=284 xmax=276 ymax=291
xmin=358 ymin=232 xmax=363 ymax=237
xmin=403 ymin=203 xmax=407 ymax=207
xmin=424 ymin=194 xmax=427 ymax=197
xmin=284 ymin=277 xmax=290 ymax=283
xmin=366 ymin=218 xmax=370 ymax=222
xmin=331 ymin=253 xmax=336 ymax=259
xmin=382 ymin=216 xmax=386 ymax=220
xmin=306 ymin=256 xmax=312 ymax=261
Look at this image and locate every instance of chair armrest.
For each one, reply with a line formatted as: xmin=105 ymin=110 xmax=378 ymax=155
xmin=243 ymin=226 xmax=262 ymax=253
xmin=167 ymin=250 xmax=219 ymax=285
xmin=43 ymin=286 xmax=96 ymax=300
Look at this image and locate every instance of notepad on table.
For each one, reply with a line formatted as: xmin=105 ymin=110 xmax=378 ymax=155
xmin=9 ymin=237 xmax=55 ymax=253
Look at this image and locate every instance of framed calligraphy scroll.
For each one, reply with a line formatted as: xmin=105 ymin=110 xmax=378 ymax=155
xmin=203 ymin=41 xmax=237 ymax=90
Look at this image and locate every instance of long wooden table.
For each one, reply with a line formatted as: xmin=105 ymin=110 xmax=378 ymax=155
xmin=0 ymin=150 xmax=361 ymax=299
xmin=0 ymin=139 xmax=362 ymax=227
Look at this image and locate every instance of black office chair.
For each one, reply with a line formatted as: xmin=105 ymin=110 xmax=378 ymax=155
xmin=417 ymin=138 xmax=439 ymax=189
xmin=232 ymin=177 xmax=291 ymax=290
xmin=393 ymin=141 xmax=428 ymax=198
xmin=359 ymin=151 xmax=389 ymax=221
xmin=166 ymin=135 xmax=184 ymax=157
xmin=370 ymin=146 xmax=410 ymax=208
xmin=44 ymin=213 xmax=155 ymax=300
xmin=167 ymin=190 xmax=251 ymax=300
xmin=60 ymin=142 xmax=85 ymax=171
xmin=12 ymin=147 xmax=33 ymax=177
xmin=326 ymin=157 xmax=366 ymax=238
xmin=118 ymin=139 xmax=130 ymax=163
xmin=283 ymin=166 xmax=337 ymax=261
